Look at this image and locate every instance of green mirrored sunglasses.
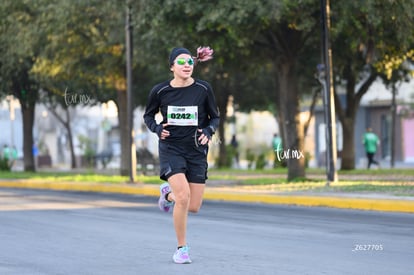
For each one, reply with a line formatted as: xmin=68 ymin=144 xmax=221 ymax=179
xmin=176 ymin=57 xmax=194 ymax=66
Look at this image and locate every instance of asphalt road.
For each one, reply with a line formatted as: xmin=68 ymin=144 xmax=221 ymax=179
xmin=0 ymin=188 xmax=413 ymax=275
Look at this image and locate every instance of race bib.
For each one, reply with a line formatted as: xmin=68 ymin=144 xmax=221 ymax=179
xmin=167 ymin=105 xmax=198 ymax=126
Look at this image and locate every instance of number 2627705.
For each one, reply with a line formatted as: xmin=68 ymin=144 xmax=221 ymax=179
xmin=352 ymin=244 xmax=383 ymax=251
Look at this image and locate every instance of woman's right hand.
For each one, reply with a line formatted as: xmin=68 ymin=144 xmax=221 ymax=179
xmin=160 ymin=123 xmax=170 ymax=140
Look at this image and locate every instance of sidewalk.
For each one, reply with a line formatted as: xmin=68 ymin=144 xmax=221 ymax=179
xmin=0 ymin=178 xmax=413 ymax=214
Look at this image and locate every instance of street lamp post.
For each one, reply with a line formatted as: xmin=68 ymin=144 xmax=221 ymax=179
xmin=319 ymin=0 xmax=338 ymax=185
xmin=390 ymin=84 xmax=397 ymax=168
xmin=126 ymin=3 xmax=136 ymax=182
xmin=6 ymin=95 xmax=15 ymax=148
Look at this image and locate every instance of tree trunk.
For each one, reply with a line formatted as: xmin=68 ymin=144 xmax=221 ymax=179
xmin=214 ymin=76 xmax=230 ymax=168
xmin=217 ymin=108 xmax=227 ymax=168
xmin=336 ymin=68 xmax=377 ymax=170
xmin=390 ymin=84 xmax=397 ymax=168
xmin=117 ymin=89 xmax=129 ymax=176
xmin=340 ymin=118 xmax=355 ymax=169
xmin=22 ymin=104 xmax=35 ymax=172
xmin=48 ymin=106 xmax=77 ymax=169
xmin=65 ymin=109 xmax=77 ymax=169
xmin=277 ymin=61 xmax=305 ymax=181
xmin=12 ymin=68 xmax=37 ymax=172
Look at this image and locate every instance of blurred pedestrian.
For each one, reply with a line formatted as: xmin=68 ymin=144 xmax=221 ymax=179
xmin=230 ymin=134 xmax=239 ymax=168
xmin=143 ymin=46 xmax=218 ymax=264
xmin=10 ymin=146 xmax=18 ymax=168
xmin=272 ymin=133 xmax=283 ymax=168
xmin=2 ymin=144 xmax=10 ymax=161
xmin=32 ymin=143 xmax=39 ymax=168
xmin=362 ymin=127 xmax=380 ymax=169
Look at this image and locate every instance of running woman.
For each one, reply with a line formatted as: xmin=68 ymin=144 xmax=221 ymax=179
xmin=143 ymin=46 xmax=219 ymax=264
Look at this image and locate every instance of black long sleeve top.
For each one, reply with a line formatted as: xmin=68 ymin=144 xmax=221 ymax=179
xmin=143 ymin=79 xmax=220 ymax=144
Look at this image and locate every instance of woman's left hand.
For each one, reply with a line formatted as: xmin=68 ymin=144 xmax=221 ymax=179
xmin=197 ymin=129 xmax=210 ymax=145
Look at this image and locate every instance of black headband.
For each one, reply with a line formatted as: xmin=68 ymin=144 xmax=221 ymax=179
xmin=169 ymin=47 xmax=192 ymax=65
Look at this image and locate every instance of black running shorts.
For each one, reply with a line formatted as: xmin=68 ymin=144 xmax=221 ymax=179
xmin=158 ymin=141 xmax=209 ymax=183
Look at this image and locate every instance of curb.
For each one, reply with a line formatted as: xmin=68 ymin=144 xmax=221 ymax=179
xmin=1 ymin=180 xmax=413 ymax=214
xmin=203 ymin=190 xmax=414 ymax=213
xmin=0 ymin=180 xmax=159 ymax=196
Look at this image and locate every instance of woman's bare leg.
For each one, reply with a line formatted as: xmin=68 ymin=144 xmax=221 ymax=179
xmin=168 ymin=173 xmax=190 ymax=247
xmin=188 ymin=183 xmax=205 ymax=213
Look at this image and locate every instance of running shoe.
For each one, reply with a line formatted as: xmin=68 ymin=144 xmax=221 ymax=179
xmin=158 ymin=182 xmax=173 ymax=212
xmin=173 ymin=246 xmax=192 ymax=264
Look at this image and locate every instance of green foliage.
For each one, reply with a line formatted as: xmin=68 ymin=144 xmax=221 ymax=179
xmin=245 ymin=148 xmax=273 ymax=170
xmin=224 ymin=145 xmax=236 ymax=168
xmin=0 ymin=0 xmax=43 ymax=105
xmin=0 ymin=158 xmax=11 ymax=171
xmin=77 ymin=135 xmax=96 ymax=167
xmin=30 ymin=0 xmax=123 ymax=106
xmin=256 ymin=153 xmax=266 ymax=170
xmin=331 ymin=0 xmax=414 ymax=79
xmin=2 ymin=0 xmax=411 ymax=110
xmin=246 ymin=149 xmax=255 ymax=169
xmin=273 ymin=154 xmax=287 ymax=169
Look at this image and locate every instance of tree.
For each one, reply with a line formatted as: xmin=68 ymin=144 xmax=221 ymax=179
xmin=330 ymin=0 xmax=414 ymax=169
xmin=31 ymin=0 xmax=154 ymax=174
xmin=376 ymin=49 xmax=414 ymax=167
xmin=27 ymin=0 xmax=119 ymax=169
xmin=0 ymin=0 xmax=49 ymax=171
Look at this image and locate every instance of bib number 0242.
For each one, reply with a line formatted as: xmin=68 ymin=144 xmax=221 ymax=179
xmin=167 ymin=106 xmax=198 ymax=126
xmin=169 ymin=113 xmax=193 ymax=119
